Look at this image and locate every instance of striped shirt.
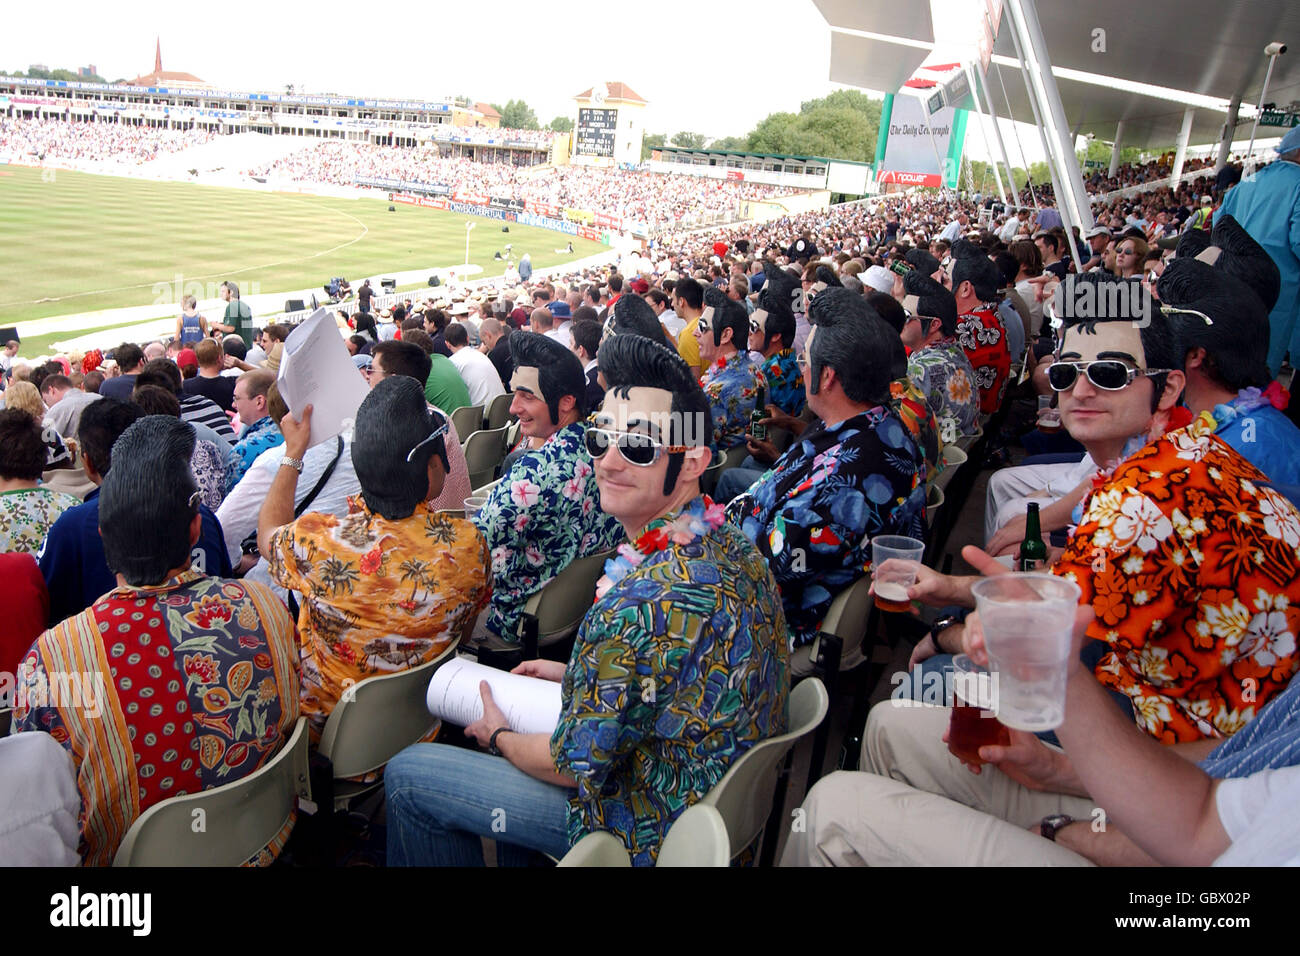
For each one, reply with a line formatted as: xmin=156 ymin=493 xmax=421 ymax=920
xmin=1201 ymin=678 xmax=1300 ymax=779
xmin=180 ymin=393 xmax=235 ymax=443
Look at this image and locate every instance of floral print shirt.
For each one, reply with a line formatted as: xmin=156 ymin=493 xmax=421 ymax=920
xmin=726 ymin=407 xmax=927 ymax=647
xmin=473 ymin=422 xmax=623 ymax=643
xmin=1054 ymin=412 xmax=1300 ymax=744
xmin=551 ymin=497 xmax=789 ymax=865
xmin=761 ymin=348 xmax=805 ymax=417
xmin=13 ymin=570 xmax=300 ymax=865
xmin=700 ymin=351 xmax=768 ymax=450
xmin=266 ymin=496 xmax=490 ymax=740
xmin=907 ymin=342 xmax=980 ymax=444
xmin=890 ymin=377 xmax=943 ymax=484
xmin=955 ymin=302 xmax=1012 ymax=414
xmin=0 ymin=487 xmax=78 ymax=555
xmin=228 ymin=416 xmax=283 ymax=492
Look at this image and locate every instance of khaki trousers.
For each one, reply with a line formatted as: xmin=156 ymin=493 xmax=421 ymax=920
xmin=780 ymin=702 xmax=1096 ymax=866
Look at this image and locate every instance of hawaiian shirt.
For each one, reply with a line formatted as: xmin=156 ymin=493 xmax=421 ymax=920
xmin=907 ymin=341 xmax=980 ymax=444
xmin=761 ymin=348 xmax=805 ymax=417
xmin=228 ymin=416 xmax=282 ymax=491
xmin=954 ymin=302 xmax=1011 ymax=414
xmin=726 ymin=407 xmax=927 ymax=647
xmin=473 ymin=422 xmax=623 ymax=643
xmin=13 ymin=570 xmax=300 ymax=866
xmin=551 ymin=498 xmax=789 ymax=865
xmin=266 ymin=496 xmax=490 ymax=740
xmin=193 ymin=439 xmax=229 ymax=511
xmin=890 ymin=377 xmax=943 ymax=484
xmin=700 ymin=351 xmax=767 ymax=451
xmin=1054 ymin=412 xmax=1300 ymax=744
xmin=0 ymin=487 xmax=78 ymax=555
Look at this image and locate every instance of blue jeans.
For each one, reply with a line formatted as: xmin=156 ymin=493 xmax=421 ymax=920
xmin=715 ymin=463 xmax=764 ymax=503
xmin=385 ymin=744 xmax=573 ymax=866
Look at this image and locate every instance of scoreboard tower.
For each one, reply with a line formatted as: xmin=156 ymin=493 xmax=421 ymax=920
xmin=570 ymin=82 xmax=647 ymax=168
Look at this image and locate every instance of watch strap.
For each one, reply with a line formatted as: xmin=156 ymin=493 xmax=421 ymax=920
xmin=1040 ymin=814 xmax=1075 ymax=842
xmin=488 ymin=726 xmax=511 ymax=756
xmin=280 ymin=456 xmax=305 ymax=473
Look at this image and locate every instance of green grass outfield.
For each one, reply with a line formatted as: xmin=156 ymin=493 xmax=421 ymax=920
xmin=0 ymin=164 xmax=605 ymax=344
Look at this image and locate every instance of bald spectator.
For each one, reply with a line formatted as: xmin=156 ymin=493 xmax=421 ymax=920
xmin=478 ymin=317 xmax=513 ymax=387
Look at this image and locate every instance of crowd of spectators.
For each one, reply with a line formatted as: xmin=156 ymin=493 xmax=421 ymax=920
xmin=2 ymin=124 xmax=1299 ymax=871
xmin=0 ymin=117 xmax=214 ymax=165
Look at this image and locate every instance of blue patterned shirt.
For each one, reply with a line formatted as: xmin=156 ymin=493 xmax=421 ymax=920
xmin=228 ymin=416 xmax=282 ymax=491
xmin=550 ymin=498 xmax=789 ymax=865
xmin=473 ymin=421 xmax=623 ymax=642
xmin=700 ymin=352 xmax=767 ymax=450
xmin=761 ymin=349 xmax=805 ymax=417
xmin=1212 ymin=390 xmax=1300 ymax=486
xmin=726 ymin=406 xmax=927 ymax=647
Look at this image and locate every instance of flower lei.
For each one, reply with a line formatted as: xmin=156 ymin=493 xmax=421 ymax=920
xmin=594 ymin=496 xmax=727 ymax=600
xmin=1217 ymin=382 xmax=1291 ymax=425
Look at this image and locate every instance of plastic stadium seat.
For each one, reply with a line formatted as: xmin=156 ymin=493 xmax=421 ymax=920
xmin=450 ymin=404 xmax=485 ymax=442
xmin=462 ymin=425 xmax=509 ymax=490
xmin=472 ymin=477 xmax=503 ymax=498
xmin=557 ymin=803 xmax=731 ymax=868
xmin=520 ymin=549 xmax=616 ymax=647
xmin=112 ymin=717 xmax=311 ymax=867
xmin=699 ymin=678 xmax=828 ymax=861
xmin=317 ymin=640 xmax=460 ymax=811
xmin=485 ymin=393 xmax=514 ymax=431
xmin=789 ymin=575 xmax=876 ymax=680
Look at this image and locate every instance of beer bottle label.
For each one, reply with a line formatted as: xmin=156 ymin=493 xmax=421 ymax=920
xmin=1018 ymin=556 xmax=1044 ymax=572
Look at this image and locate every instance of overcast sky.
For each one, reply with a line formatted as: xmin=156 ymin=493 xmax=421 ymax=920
xmin=3 ymin=0 xmax=866 ymax=141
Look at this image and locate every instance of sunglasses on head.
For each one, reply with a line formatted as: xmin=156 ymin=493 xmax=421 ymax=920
xmin=405 ymin=411 xmax=450 ymax=462
xmin=585 ymin=427 xmax=688 ymax=467
xmin=1046 ymin=360 xmax=1171 ymax=392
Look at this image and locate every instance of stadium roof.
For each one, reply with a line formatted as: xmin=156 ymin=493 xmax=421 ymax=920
xmin=814 ymin=0 xmax=1300 ymax=150
xmin=658 ymin=145 xmax=872 ymax=167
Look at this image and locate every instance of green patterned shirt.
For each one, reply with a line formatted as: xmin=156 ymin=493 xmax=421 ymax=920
xmin=550 ymin=498 xmax=789 ymax=864
xmin=0 ymin=487 xmax=79 ymax=556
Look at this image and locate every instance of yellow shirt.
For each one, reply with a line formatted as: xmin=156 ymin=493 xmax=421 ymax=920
xmin=677 ymin=316 xmax=701 ymax=375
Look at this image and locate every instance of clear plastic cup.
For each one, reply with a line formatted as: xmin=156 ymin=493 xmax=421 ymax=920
xmin=970 ymin=573 xmax=1081 ymax=731
xmin=871 ymin=535 xmax=926 ymax=612
xmin=946 ymin=654 xmax=1010 ymax=765
xmin=463 ymin=496 xmax=488 ymax=518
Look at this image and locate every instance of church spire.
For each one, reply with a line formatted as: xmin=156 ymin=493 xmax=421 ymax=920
xmin=154 ymin=37 xmax=162 ymax=74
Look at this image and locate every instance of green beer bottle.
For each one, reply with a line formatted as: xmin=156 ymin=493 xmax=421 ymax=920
xmin=1019 ymin=502 xmax=1049 ymax=571
xmin=750 ymin=386 xmax=767 ymax=442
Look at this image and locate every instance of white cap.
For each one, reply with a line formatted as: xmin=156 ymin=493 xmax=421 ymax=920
xmin=863 ymin=265 xmax=895 ymax=295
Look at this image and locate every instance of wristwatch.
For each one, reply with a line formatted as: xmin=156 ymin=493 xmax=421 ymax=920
xmin=280 ymin=455 xmax=305 ymax=474
xmin=488 ymin=726 xmax=512 ymax=756
xmin=929 ymin=614 xmax=963 ymax=654
xmin=1040 ymin=814 xmax=1075 ymax=842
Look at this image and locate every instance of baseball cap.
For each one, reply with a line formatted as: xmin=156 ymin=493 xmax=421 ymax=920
xmin=629 ymin=277 xmax=650 ymax=295
xmin=351 ymin=353 xmax=373 ymax=370
xmin=1086 ymin=225 xmax=1112 ymax=240
xmin=176 ymin=348 xmax=198 ymax=369
xmin=863 ymin=265 xmax=895 ymax=295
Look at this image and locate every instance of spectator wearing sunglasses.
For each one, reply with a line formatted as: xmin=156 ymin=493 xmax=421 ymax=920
xmin=259 ymin=377 xmax=490 ymax=743
xmin=901 ymin=272 xmax=979 ymax=444
xmin=470 ymin=332 xmax=623 ymax=649
xmin=913 ymin=277 xmax=1300 ymax=746
xmin=385 ymin=335 xmax=789 ymax=866
xmin=726 ymin=289 xmax=927 ymax=660
xmin=696 ymin=294 xmax=767 ymax=451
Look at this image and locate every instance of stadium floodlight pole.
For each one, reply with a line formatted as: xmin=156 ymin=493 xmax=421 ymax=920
xmin=964 ymin=64 xmax=1009 ymax=205
xmin=464 ymin=220 xmax=475 ymax=266
xmin=1003 ymin=0 xmax=1094 ymax=268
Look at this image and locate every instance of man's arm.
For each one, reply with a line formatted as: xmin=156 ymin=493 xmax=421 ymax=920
xmin=1053 ymin=822 xmax=1160 ymax=866
xmin=1055 ymin=621 xmax=1230 ymax=867
xmin=216 ymin=451 xmax=277 ymax=566
xmin=986 ymin=476 xmax=1091 ymax=556
xmin=256 ymin=406 xmax=311 ymax=558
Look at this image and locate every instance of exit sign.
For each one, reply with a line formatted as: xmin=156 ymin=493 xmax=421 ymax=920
xmin=1260 ymin=110 xmax=1299 ymax=128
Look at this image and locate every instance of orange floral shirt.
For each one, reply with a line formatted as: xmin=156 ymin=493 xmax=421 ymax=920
xmin=266 ymin=496 xmax=491 ymax=740
xmin=1054 ymin=412 xmax=1300 ymax=743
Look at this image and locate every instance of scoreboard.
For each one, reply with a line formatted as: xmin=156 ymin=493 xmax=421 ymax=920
xmin=575 ymin=107 xmax=617 ymax=158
